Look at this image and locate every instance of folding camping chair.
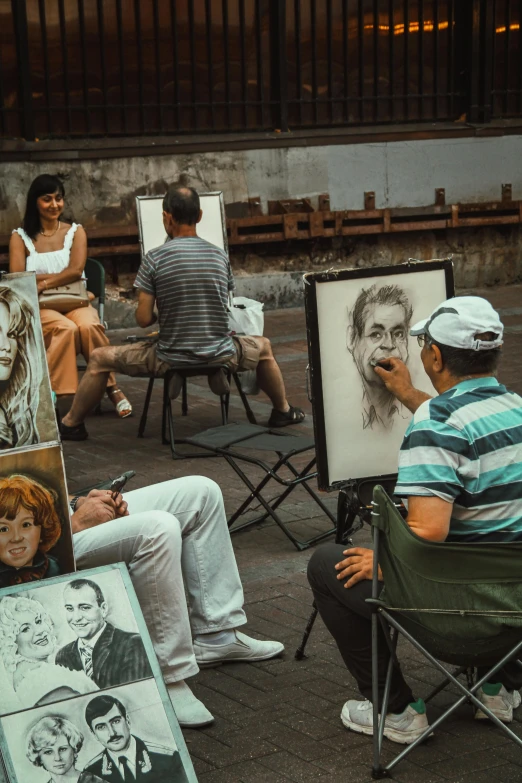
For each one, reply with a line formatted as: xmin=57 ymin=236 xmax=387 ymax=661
xmin=183 ymin=422 xmax=337 ymax=551
xmin=368 ymin=485 xmax=522 ymax=779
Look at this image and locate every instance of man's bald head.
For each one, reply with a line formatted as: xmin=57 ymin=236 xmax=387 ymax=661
xmin=163 ymin=185 xmax=200 ymax=226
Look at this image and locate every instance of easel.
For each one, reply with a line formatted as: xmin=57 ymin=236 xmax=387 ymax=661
xmin=294 ymin=475 xmax=398 ymax=660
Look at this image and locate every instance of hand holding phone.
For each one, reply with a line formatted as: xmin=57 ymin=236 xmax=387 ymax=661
xmin=110 ymin=474 xmax=129 ymax=499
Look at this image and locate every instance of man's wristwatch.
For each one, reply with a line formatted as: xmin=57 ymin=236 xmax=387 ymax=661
xmin=69 ymin=496 xmax=81 ymax=514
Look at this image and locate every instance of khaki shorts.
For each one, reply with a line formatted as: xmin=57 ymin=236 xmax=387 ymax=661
xmin=104 ymin=335 xmax=262 ymax=377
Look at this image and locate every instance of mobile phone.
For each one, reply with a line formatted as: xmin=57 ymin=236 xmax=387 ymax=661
xmin=110 ymin=474 xmax=129 ymax=496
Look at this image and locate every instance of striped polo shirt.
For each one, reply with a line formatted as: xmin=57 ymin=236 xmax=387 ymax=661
xmin=135 ymin=235 xmax=235 ymax=364
xmin=395 ymin=377 xmax=522 ymax=542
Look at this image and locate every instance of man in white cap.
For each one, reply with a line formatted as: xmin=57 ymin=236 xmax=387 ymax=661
xmin=308 ymin=296 xmax=522 ymax=744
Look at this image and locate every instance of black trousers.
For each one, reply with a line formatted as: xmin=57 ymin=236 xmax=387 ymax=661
xmin=308 ymin=543 xmax=522 ymax=711
xmin=307 ymin=542 xmax=414 ymax=713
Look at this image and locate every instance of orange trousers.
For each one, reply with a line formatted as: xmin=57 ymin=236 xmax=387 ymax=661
xmin=40 ymin=305 xmax=116 ymax=395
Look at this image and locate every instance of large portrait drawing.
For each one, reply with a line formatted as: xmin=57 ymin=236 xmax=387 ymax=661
xmin=0 ymin=569 xmax=153 ymax=717
xmin=1 ymin=679 xmax=188 ymax=783
xmin=305 ymin=261 xmax=454 ymax=488
xmin=0 ymin=444 xmax=73 ymax=589
xmin=0 ymin=273 xmax=57 ymax=450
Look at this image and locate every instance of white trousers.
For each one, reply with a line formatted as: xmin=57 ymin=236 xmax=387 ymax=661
xmin=73 ymin=476 xmax=246 ymax=682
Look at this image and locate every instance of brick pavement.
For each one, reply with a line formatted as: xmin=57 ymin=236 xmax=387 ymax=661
xmin=62 ymin=285 xmax=522 ymax=782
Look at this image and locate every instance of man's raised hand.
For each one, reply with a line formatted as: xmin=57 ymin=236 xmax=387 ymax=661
xmin=373 ymin=357 xmax=431 ymax=413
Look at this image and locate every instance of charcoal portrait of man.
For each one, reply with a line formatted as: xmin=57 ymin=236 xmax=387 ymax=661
xmin=347 ymin=284 xmax=413 ymax=430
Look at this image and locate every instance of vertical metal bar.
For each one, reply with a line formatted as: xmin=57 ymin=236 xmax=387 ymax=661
xmin=311 ymin=0 xmax=318 ymax=124
xmin=519 ymin=0 xmax=522 ymax=114
xmin=96 ymin=0 xmax=109 ymax=133
xmin=134 ymin=0 xmax=145 ymax=133
xmin=0 ymin=38 xmax=5 ymax=135
xmin=343 ymin=0 xmax=349 ymax=122
xmin=188 ymin=0 xmax=197 ymax=129
xmin=373 ymin=0 xmax=378 ymax=122
xmin=205 ymin=0 xmax=215 ymax=129
xmin=38 ymin=0 xmax=52 ymax=133
xmin=270 ymin=0 xmax=288 ymax=131
xmin=418 ymin=0 xmax=424 ymax=118
xmin=469 ymin=0 xmax=482 ymax=122
xmin=358 ymin=0 xmax=364 ymax=121
xmin=505 ymin=0 xmax=511 ymax=114
xmin=115 ymin=0 xmax=127 ymax=133
xmin=58 ymin=0 xmax=72 ymax=133
xmin=482 ymin=0 xmax=495 ymax=121
xmin=78 ymin=0 xmax=91 ymax=133
xmin=11 ymin=0 xmax=35 ymax=140
xmin=433 ymin=0 xmax=439 ymax=117
xmin=223 ymin=0 xmax=231 ymax=128
xmin=295 ymin=0 xmax=302 ymax=126
xmin=255 ymin=0 xmax=266 ymax=128
xmin=170 ymin=0 xmax=180 ymax=130
xmin=389 ymin=0 xmax=395 ymax=120
xmin=404 ymin=0 xmax=409 ymax=119
xmin=239 ymin=0 xmax=247 ymax=128
xmin=152 ymin=0 xmax=163 ymax=130
xmin=327 ymin=0 xmax=333 ymax=123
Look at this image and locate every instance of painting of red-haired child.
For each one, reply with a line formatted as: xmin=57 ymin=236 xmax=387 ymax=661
xmin=0 ymin=443 xmax=73 ymax=588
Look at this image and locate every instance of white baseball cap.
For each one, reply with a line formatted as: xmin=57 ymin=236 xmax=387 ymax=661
xmin=410 ymin=296 xmax=504 ymax=351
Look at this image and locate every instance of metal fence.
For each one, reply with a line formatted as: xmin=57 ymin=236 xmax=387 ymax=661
xmin=0 ymin=0 xmax=520 ymax=140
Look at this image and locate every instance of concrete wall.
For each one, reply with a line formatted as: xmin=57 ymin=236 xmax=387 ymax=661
xmin=2 ymin=135 xmax=521 ymax=233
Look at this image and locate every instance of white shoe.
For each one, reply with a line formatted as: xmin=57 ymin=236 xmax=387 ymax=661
xmin=475 ymin=684 xmax=522 ymax=722
xmin=194 ymin=630 xmax=284 ymax=667
xmin=167 ymin=680 xmax=214 ymax=728
xmin=341 ymin=699 xmax=430 ymax=745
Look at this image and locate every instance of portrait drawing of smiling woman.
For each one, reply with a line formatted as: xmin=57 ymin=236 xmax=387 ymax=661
xmin=0 ymin=595 xmax=97 ymax=716
xmin=26 ymin=716 xmax=105 ymax=783
xmin=0 ymin=474 xmax=65 ymax=587
xmin=0 ymin=286 xmax=43 ymax=450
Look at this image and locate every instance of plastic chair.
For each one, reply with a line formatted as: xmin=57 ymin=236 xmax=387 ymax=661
xmin=368 ymin=485 xmax=522 ymax=778
xmin=84 ymin=256 xmax=106 ymax=326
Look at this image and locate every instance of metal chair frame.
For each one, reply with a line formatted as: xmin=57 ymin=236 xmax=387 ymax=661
xmin=138 ymin=366 xmax=257 ymax=459
xmin=183 ymin=424 xmax=337 ymax=551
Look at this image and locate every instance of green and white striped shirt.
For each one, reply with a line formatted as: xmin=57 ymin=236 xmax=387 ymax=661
xmin=395 ymin=377 xmax=522 ymax=542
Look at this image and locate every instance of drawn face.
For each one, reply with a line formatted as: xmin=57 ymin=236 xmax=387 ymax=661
xmin=0 ymin=302 xmax=18 ymax=382
xmin=38 ymin=733 xmax=75 ymax=776
xmin=351 ymin=304 xmax=409 ymax=385
xmin=36 ymin=191 xmax=64 ymax=223
xmin=63 ymin=584 xmax=107 ymax=640
xmin=90 ymin=704 xmax=131 ymax=752
xmin=15 ymin=609 xmax=54 ymax=661
xmin=0 ymin=507 xmax=41 ymax=568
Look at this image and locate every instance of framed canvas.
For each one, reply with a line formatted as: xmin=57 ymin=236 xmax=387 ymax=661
xmin=136 ymin=191 xmax=228 ymax=257
xmin=0 ymin=443 xmax=74 ymax=587
xmin=0 ymin=564 xmax=197 ymax=783
xmin=305 ymin=260 xmax=455 ymax=490
xmin=0 ymin=273 xmax=57 ymax=450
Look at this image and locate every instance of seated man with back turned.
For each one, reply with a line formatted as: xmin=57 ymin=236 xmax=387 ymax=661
xmin=60 ymin=185 xmax=304 ymax=440
xmin=308 ymin=296 xmax=522 ymax=744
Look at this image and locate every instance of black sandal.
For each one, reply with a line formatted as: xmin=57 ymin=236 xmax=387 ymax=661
xmin=268 ymin=405 xmax=306 ymax=428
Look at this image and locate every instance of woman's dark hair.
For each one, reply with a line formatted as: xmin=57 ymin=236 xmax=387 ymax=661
xmin=431 ymin=335 xmax=502 ymax=376
xmin=22 ymin=175 xmax=65 ymax=240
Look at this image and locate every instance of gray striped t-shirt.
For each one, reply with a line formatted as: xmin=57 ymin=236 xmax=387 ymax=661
xmin=135 ymin=235 xmax=235 ymax=364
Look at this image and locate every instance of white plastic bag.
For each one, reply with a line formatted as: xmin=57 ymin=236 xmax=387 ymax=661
xmin=228 ymin=296 xmax=264 ymax=336
xmin=228 ymin=297 xmax=264 ymax=395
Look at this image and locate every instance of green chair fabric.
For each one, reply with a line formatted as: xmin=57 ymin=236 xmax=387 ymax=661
xmin=84 ymin=256 xmax=106 ymax=324
xmin=372 ymin=485 xmax=522 ymax=665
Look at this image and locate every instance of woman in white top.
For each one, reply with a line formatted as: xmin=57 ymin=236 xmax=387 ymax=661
xmin=9 ymin=175 xmax=131 ymax=418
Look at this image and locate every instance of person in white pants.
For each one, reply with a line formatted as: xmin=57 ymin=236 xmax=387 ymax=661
xmin=70 ymin=475 xmax=283 ymax=728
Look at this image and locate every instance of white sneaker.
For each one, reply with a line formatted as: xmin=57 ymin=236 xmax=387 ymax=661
xmin=167 ymin=681 xmax=214 ymax=728
xmin=475 ymin=684 xmax=522 ymax=722
xmin=341 ymin=699 xmax=430 ymax=745
xmin=194 ymin=631 xmax=284 ymax=667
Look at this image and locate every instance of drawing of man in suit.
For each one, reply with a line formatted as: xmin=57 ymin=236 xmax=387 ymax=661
xmin=56 ymin=578 xmax=152 ymax=689
xmin=84 ymin=694 xmax=185 ymax=782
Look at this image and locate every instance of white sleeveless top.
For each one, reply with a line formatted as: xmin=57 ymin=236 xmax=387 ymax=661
xmin=12 ymin=223 xmax=80 ymax=275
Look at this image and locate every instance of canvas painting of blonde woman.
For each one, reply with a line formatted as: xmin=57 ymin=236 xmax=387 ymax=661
xmin=0 ymin=273 xmax=57 ymax=450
